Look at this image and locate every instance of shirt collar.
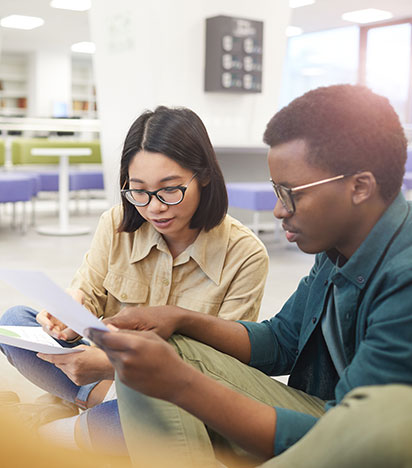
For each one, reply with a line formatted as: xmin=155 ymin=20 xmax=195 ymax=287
xmin=175 ymin=219 xmax=230 ymax=285
xmin=129 ymin=218 xmax=230 ymax=285
xmin=327 ymin=192 xmax=410 ymax=289
xmin=129 ymin=222 xmax=169 ymax=262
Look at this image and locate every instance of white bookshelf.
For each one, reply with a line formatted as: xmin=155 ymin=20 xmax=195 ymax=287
xmin=71 ymin=56 xmax=98 ymax=118
xmin=0 ymin=53 xmax=29 ymax=117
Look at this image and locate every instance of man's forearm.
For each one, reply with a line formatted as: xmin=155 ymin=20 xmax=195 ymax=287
xmin=171 ymin=363 xmax=276 ymax=459
xmin=173 ymin=307 xmax=251 ymax=363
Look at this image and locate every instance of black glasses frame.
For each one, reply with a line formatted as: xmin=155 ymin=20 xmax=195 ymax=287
xmin=121 ymin=173 xmax=196 ymax=207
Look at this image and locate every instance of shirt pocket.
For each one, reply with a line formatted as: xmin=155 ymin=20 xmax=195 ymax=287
xmin=171 ymin=294 xmax=222 ymax=317
xmin=103 ymin=270 xmax=149 ymax=305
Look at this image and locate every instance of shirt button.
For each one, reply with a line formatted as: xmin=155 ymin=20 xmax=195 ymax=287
xmin=357 ymin=276 xmax=365 ymax=284
xmin=121 ymin=293 xmax=127 ymax=300
xmin=295 ymin=349 xmax=299 ymax=356
xmin=324 ymin=280 xmax=328 ymax=286
xmin=312 ymin=316 xmax=317 ymax=324
xmin=162 ymin=278 xmax=170 ymax=286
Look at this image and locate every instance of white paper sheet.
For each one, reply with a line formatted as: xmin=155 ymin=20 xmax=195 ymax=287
xmin=0 ymin=269 xmax=109 ymax=337
xmin=0 ymin=326 xmax=84 ymax=354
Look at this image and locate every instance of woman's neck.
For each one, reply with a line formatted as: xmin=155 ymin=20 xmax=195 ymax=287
xmin=163 ymin=228 xmax=201 ymax=258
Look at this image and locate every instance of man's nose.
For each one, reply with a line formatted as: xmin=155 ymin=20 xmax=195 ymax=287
xmin=273 ymin=199 xmax=292 ymax=219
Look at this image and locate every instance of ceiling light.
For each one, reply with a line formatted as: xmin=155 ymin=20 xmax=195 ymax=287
xmin=342 ymin=9 xmax=393 ymax=24
xmin=0 ymin=15 xmax=44 ymax=30
xmin=289 ymin=0 xmax=315 ymax=8
xmin=50 ymin=0 xmax=91 ymax=11
xmin=286 ymin=26 xmax=303 ymax=37
xmin=71 ymin=41 xmax=96 ymax=54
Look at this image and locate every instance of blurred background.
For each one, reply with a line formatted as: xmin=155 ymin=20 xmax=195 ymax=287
xmin=0 ymin=0 xmax=411 ymax=398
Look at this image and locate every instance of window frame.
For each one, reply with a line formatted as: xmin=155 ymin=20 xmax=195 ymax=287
xmin=358 ymin=17 xmax=412 ymax=123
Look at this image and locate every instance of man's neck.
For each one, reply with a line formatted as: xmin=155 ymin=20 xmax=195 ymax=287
xmin=336 ymin=197 xmax=390 ymax=259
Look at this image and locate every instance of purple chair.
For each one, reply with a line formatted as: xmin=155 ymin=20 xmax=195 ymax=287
xmin=13 ymin=169 xmax=104 ymax=217
xmin=69 ymin=170 xmax=104 ymax=191
xmin=0 ymin=173 xmax=38 ymax=233
xmin=69 ymin=170 xmax=105 ymax=214
xmin=17 ymin=170 xmax=104 ymax=192
xmin=226 ymin=182 xmax=277 ymax=233
xmin=403 ymin=147 xmax=412 ymax=191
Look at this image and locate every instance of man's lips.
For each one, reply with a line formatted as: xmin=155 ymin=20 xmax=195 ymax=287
xmin=282 ymin=223 xmax=299 ymax=242
xmin=282 ymin=222 xmax=297 ymax=233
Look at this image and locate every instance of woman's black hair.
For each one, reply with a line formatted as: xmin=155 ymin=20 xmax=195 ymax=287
xmin=118 ymin=106 xmax=228 ymax=232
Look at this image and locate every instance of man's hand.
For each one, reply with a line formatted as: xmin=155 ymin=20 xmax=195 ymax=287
xmin=87 ymin=328 xmax=191 ymax=401
xmin=87 ymin=327 xmax=276 ymax=459
xmin=105 ymin=305 xmax=252 ymax=364
xmin=104 ymin=305 xmax=183 ymax=340
xmin=37 ymin=346 xmax=114 ymax=385
xmin=36 ymin=288 xmax=86 ymax=342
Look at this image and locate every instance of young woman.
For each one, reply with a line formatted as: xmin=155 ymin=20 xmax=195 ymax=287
xmin=0 ymin=106 xmax=268 ymax=454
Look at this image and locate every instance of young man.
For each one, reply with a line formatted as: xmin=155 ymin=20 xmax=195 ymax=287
xmin=88 ymin=85 xmax=412 ymax=467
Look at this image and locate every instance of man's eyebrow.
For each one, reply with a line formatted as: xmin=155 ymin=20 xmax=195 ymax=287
xmin=129 ymin=175 xmax=183 ymax=184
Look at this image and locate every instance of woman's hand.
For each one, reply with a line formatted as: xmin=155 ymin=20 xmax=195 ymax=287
xmin=36 ymin=288 xmax=85 ymax=342
xmin=37 ymin=346 xmax=115 ymax=385
xmin=87 ymin=328 xmax=192 ymax=401
xmin=104 ymin=305 xmax=184 ymax=340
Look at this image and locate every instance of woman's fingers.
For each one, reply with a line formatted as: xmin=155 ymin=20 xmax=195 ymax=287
xmin=36 ymin=310 xmax=79 ymax=341
xmin=66 ymin=288 xmax=85 ymax=305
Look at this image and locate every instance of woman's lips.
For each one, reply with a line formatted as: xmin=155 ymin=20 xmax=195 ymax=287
xmin=150 ymin=218 xmax=174 ymax=228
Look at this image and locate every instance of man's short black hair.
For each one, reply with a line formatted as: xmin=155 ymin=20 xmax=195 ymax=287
xmin=118 ymin=106 xmax=228 ymax=233
xmin=263 ymin=84 xmax=407 ymax=201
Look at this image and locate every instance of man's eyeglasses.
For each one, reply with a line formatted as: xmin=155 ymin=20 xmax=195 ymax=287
xmin=121 ymin=174 xmax=196 ymax=207
xmin=270 ymin=174 xmax=354 ymax=214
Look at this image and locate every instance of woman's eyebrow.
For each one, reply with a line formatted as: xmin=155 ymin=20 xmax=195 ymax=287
xmin=129 ymin=175 xmax=182 ymax=184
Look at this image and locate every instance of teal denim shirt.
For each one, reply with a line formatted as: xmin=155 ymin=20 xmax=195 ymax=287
xmin=240 ymin=192 xmax=412 ymax=455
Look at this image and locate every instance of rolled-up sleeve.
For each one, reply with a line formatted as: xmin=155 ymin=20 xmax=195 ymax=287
xmin=274 ymin=407 xmax=318 ymax=455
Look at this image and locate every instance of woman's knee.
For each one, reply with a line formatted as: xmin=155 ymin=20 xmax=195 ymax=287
xmin=0 ymin=305 xmax=39 ymax=326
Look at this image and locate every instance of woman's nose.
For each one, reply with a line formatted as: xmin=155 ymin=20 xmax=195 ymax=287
xmin=147 ymin=195 xmax=168 ymax=212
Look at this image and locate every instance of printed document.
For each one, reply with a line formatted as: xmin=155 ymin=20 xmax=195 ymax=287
xmin=0 ymin=325 xmax=83 ymax=354
xmin=0 ymin=269 xmax=108 ymax=353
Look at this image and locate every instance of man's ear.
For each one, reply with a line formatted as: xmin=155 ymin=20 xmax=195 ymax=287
xmin=351 ymin=171 xmax=377 ymax=205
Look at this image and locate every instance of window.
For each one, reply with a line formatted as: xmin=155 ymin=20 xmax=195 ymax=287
xmin=359 ymin=20 xmax=412 ymax=124
xmin=280 ymin=26 xmax=359 ymax=107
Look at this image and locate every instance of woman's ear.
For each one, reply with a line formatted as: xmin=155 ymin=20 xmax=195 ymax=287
xmin=197 ymin=173 xmax=210 ymax=187
xmin=351 ymin=171 xmax=377 ymax=205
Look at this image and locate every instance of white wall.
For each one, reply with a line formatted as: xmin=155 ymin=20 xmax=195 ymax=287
xmin=89 ymin=0 xmax=291 ymax=205
xmin=27 ymin=50 xmax=71 ymax=117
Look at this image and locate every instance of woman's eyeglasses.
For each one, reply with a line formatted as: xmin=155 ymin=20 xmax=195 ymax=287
xmin=121 ymin=174 xmax=196 ymax=207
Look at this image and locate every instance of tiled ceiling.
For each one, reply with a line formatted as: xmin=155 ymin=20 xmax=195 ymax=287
xmin=290 ymin=0 xmax=412 ymax=33
xmin=0 ymin=0 xmax=411 ymax=54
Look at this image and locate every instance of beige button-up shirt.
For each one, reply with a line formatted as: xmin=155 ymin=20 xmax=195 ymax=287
xmin=71 ymin=205 xmax=268 ymax=321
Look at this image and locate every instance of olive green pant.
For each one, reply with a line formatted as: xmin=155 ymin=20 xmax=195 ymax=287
xmin=261 ymin=384 xmax=412 ymax=468
xmin=116 ymin=335 xmax=325 ymax=467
